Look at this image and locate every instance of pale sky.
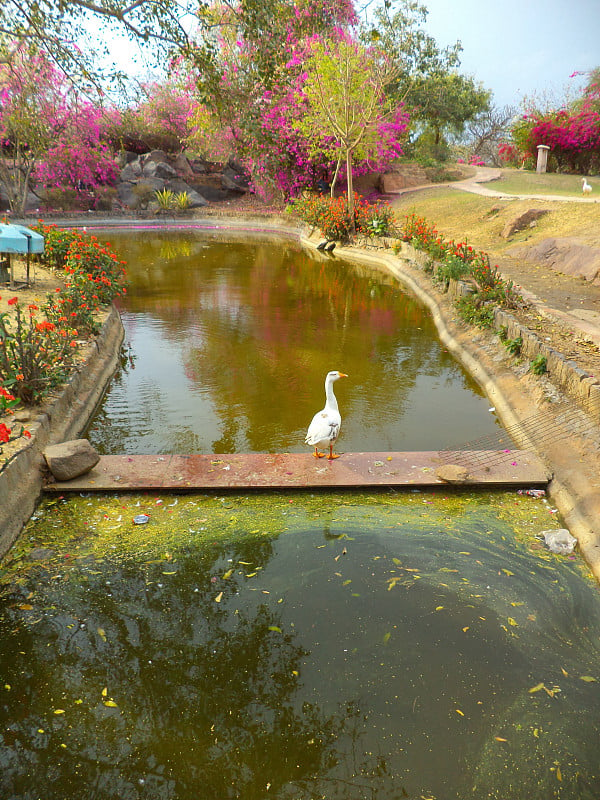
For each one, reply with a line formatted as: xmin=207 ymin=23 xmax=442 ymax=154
xmin=415 ymin=0 xmax=599 ymax=109
xmin=105 ymin=0 xmax=599 ymax=110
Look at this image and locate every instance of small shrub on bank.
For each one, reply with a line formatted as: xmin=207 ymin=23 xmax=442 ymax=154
xmin=288 ymin=193 xmax=396 ymax=241
xmin=399 ymin=213 xmax=518 ymax=326
xmin=0 ymin=224 xmax=127 ymax=404
xmin=530 ymin=354 xmax=548 ymax=375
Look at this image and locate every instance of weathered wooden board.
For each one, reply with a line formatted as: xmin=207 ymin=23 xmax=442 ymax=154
xmin=44 ymin=450 xmax=550 ymax=492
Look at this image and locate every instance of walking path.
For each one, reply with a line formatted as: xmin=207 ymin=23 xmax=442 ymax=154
xmin=388 ymin=168 xmax=600 ymax=353
xmin=389 ymin=166 xmax=600 ymax=203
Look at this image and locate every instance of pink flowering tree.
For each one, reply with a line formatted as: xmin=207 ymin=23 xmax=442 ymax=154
xmin=188 ymin=0 xmax=362 ymax=196
xmin=187 ymin=0 xmax=407 ymax=200
xmin=34 ymin=102 xmax=120 ymax=201
xmin=113 ymin=80 xmax=196 ymax=154
xmin=509 ymin=69 xmax=600 ymax=173
xmin=0 ymin=45 xmax=74 ymax=215
xmin=0 ymin=44 xmax=121 ymax=214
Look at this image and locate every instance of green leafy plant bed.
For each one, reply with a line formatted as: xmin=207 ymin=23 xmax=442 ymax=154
xmin=0 ymin=223 xmax=128 ymax=470
xmin=288 ymin=193 xmax=396 ymax=242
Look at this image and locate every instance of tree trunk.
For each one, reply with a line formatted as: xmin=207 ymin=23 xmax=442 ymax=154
xmin=346 ymin=148 xmax=354 ymax=236
xmin=330 ymin=155 xmax=343 ymax=199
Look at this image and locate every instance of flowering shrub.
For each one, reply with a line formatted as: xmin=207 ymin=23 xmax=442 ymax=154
xmin=35 ymin=141 xmax=119 ymax=195
xmin=288 ymin=193 xmax=396 ymax=240
xmin=0 ymin=418 xmax=31 ymax=456
xmin=0 ymin=297 xmax=80 ymax=403
xmin=39 ymin=225 xmax=127 ymax=334
xmin=398 ymin=213 xmax=517 ymax=321
xmin=498 ymin=142 xmax=525 ymax=167
xmin=509 ymin=74 xmax=600 ymax=173
xmin=0 ymin=225 xmax=127 ymax=404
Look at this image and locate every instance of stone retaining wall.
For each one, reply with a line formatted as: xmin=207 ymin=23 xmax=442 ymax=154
xmin=368 ymin=238 xmax=600 ymax=424
xmin=0 ymin=307 xmax=124 ymax=557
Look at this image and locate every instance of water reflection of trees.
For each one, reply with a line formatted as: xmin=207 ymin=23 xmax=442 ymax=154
xmin=0 ymin=540 xmax=395 ymax=800
xmin=96 ymin=232 xmax=488 ymax=455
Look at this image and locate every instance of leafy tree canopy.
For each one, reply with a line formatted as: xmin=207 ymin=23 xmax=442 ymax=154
xmin=361 ymin=0 xmax=490 ymax=147
xmin=0 ymin=0 xmax=196 ymax=88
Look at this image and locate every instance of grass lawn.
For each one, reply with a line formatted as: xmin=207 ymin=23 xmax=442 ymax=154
xmin=389 ymin=185 xmax=600 ymax=259
xmin=489 ymin=169 xmax=597 ymax=197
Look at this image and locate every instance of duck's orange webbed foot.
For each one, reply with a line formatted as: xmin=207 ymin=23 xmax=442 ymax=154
xmin=313 ymin=448 xmax=326 ymax=458
xmin=328 ymin=447 xmax=341 ymax=460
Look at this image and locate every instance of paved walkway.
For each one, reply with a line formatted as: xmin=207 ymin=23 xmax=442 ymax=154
xmin=389 ymin=166 xmax=600 ymax=203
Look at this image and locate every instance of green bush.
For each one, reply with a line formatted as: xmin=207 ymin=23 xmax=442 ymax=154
xmin=288 ymin=193 xmax=396 ymax=241
xmin=530 ymin=354 xmax=547 ymax=375
xmin=455 ymin=296 xmax=495 ymax=328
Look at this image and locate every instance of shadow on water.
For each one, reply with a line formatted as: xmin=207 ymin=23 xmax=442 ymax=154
xmin=0 ymin=490 xmax=599 ymax=800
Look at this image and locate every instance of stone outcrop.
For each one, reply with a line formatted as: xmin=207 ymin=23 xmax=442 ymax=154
xmin=507 ymin=237 xmax=600 ymax=285
xmin=44 ymin=439 xmax=100 ymax=481
xmin=501 ymin=208 xmax=549 ymax=238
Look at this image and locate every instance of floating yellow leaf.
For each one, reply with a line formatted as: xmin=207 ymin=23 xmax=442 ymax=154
xmin=102 ymin=687 xmax=108 ymax=697
xmin=342 ymin=580 xmax=352 ymax=586
xmin=455 ymin=709 xmax=464 ymax=716
xmin=435 ymin=606 xmax=444 ymax=611
xmin=533 ymin=728 xmax=539 ymax=738
xmin=556 ymin=766 xmax=562 ymax=782
xmin=292 ymin=670 xmax=299 ymax=676
xmin=501 ymin=569 xmax=514 ymax=576
xmin=18 ymin=604 xmax=33 ymax=611
xmin=560 ymin=667 xmax=569 ymax=677
xmin=3 ymin=684 xmax=10 ymax=690
xmin=462 ymin=627 xmax=470 ymax=633
xmin=103 ymin=700 xmax=118 ymax=708
xmin=580 ymin=675 xmax=597 ymax=682
xmin=494 ymin=737 xmax=507 ymax=742
xmin=246 ymin=572 xmax=257 ymax=578
xmin=383 ymin=632 xmax=391 ymax=644
xmin=508 ymin=617 xmax=518 ymax=627
xmin=215 ymin=592 xmax=223 ymax=603
xmin=97 ymin=627 xmax=107 ymax=641
xmin=392 ymin=558 xmax=402 ymax=566
xmin=54 ymin=709 xmax=65 ymax=715
xmin=162 ymin=571 xmax=177 ymax=575
xmin=268 ymin=626 xmax=282 ymax=633
xmin=529 ymin=682 xmax=545 ymax=693
xmin=222 ymin=569 xmax=233 ymax=579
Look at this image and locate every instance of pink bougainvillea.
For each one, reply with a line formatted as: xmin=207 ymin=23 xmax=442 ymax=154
xmin=509 ymin=75 xmax=600 ymax=173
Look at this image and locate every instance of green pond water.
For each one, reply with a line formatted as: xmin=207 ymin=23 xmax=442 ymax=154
xmin=1 ymin=230 xmax=599 ymax=799
xmin=0 ymin=490 xmax=598 ymax=799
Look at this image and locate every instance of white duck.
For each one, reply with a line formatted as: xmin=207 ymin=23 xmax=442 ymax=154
xmin=305 ymin=370 xmax=348 ymax=460
xmin=582 ymin=178 xmax=592 ymax=195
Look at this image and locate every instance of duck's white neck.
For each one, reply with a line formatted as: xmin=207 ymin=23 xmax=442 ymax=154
xmin=325 ymin=377 xmax=339 ymax=411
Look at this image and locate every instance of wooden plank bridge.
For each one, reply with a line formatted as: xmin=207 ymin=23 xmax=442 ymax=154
xmin=44 ymin=450 xmax=550 ymax=492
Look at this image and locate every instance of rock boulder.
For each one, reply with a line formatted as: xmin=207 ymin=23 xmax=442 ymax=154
xmin=44 ymin=439 xmax=100 ymax=481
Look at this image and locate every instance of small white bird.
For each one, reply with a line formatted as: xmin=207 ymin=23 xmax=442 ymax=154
xmin=582 ymin=178 xmax=593 ymax=195
xmin=305 ymin=370 xmax=348 ymax=460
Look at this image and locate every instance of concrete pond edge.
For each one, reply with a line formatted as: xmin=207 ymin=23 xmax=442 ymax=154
xmin=332 ymin=238 xmax=600 ymax=581
xmin=1 ymin=218 xmax=599 ymax=583
xmin=0 ymin=307 xmax=124 ymax=557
